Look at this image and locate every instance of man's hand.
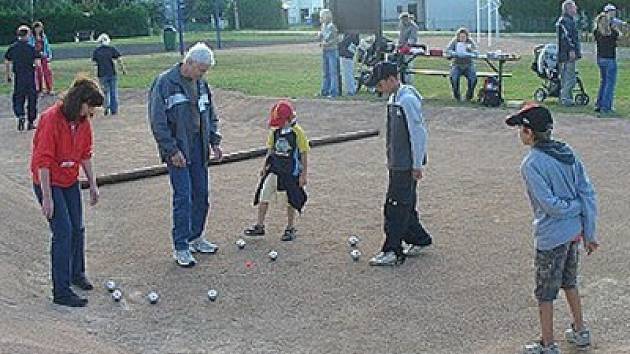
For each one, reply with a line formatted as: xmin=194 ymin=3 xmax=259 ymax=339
xmin=89 ymin=185 xmax=99 ymax=206
xmin=41 ymin=195 xmax=54 ymax=219
xmin=569 ymin=50 xmax=576 ymax=61
xmin=412 ymin=169 xmax=423 ymax=181
xmin=584 ymin=241 xmax=599 ymax=255
xmin=211 ymin=146 xmax=223 ymax=161
xmin=170 ymin=151 xmax=187 ymax=167
xmin=299 ymin=173 xmax=308 ymax=187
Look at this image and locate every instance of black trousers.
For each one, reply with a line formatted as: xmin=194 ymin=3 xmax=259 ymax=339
xmin=382 ymin=169 xmax=432 ymax=255
xmin=12 ymin=81 xmax=37 ymax=123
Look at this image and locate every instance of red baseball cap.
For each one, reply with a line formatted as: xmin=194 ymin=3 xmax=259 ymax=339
xmin=268 ymin=100 xmax=296 ymax=128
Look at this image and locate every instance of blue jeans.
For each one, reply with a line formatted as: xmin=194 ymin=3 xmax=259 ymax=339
xmin=559 ymin=61 xmax=577 ymax=105
xmin=596 ymin=57 xmax=617 ymax=112
xmin=167 ymin=132 xmax=209 ymax=251
xmin=340 ymin=57 xmax=356 ymax=96
xmin=99 ymin=76 xmax=119 ymax=114
xmin=450 ymin=64 xmax=477 ymax=100
xmin=321 ymin=48 xmax=339 ymax=97
xmin=33 ymin=182 xmax=85 ymax=297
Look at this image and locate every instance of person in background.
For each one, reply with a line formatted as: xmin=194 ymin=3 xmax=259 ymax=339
xmin=92 ymin=33 xmax=127 ymax=116
xmin=338 ymin=32 xmax=359 ymax=96
xmin=446 ymin=27 xmax=478 ymax=101
xmin=4 ymin=25 xmax=39 ymax=131
xmin=398 ymin=12 xmax=420 ymax=84
xmin=31 ymin=77 xmax=104 ymax=307
xmin=29 ymin=21 xmax=53 ymax=95
xmin=593 ymin=9 xmax=620 ymax=116
xmin=317 ymin=9 xmax=339 ymax=98
xmin=556 ymin=0 xmax=581 ymax=107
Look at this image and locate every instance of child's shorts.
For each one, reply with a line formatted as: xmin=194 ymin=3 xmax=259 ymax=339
xmin=534 ymin=240 xmax=579 ymax=302
xmin=259 ymin=174 xmax=288 ymax=205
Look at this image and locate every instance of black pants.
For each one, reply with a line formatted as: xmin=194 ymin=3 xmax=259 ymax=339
xmin=12 ymin=82 xmax=37 ymax=123
xmin=382 ymin=170 xmax=432 ymax=255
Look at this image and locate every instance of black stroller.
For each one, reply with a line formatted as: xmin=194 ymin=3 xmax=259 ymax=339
xmin=355 ymin=36 xmax=396 ymax=92
xmin=531 ymin=43 xmax=589 ymax=105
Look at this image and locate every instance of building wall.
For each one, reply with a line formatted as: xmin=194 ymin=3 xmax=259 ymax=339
xmin=286 ymin=0 xmax=324 ymax=25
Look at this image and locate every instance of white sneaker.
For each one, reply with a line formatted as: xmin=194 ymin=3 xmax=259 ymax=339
xmin=173 ymin=250 xmax=196 ymax=267
xmin=565 ymin=324 xmax=591 ymax=349
xmin=523 ymin=342 xmax=561 ymax=354
xmin=368 ymin=251 xmax=403 ymax=266
xmin=189 ymin=237 xmax=218 ymax=254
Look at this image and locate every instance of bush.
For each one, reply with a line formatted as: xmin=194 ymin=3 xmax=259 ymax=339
xmin=0 ymin=3 xmax=150 ymax=45
xmin=237 ymin=0 xmax=287 ymax=29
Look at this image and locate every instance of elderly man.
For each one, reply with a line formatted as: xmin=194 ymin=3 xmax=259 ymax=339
xmin=148 ymin=42 xmax=223 ymax=267
xmin=556 ymin=0 xmax=581 ymax=107
xmin=398 ymin=12 xmax=420 ymax=84
xmin=4 ymin=25 xmax=40 ymax=131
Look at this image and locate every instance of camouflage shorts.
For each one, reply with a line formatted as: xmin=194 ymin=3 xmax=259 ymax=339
xmin=534 ymin=241 xmax=579 ymax=302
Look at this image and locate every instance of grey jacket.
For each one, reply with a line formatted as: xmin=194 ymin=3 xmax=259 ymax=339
xmin=386 ymin=85 xmax=428 ymax=171
xmin=319 ymin=22 xmax=339 ymax=50
xmin=148 ymin=63 xmax=222 ymax=164
xmin=446 ymin=37 xmax=478 ymax=67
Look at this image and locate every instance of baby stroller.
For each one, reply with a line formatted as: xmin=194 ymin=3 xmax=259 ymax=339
xmin=531 ymin=43 xmax=589 ymax=105
xmin=355 ymin=36 xmax=396 ymax=92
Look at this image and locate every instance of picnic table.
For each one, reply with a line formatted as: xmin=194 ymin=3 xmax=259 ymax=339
xmin=394 ymin=49 xmax=521 ymax=101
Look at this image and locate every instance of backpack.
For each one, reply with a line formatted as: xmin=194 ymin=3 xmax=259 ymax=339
xmin=478 ymin=76 xmax=501 ymax=107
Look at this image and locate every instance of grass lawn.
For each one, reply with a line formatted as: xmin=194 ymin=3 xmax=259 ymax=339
xmin=1 ymin=49 xmax=627 ymax=117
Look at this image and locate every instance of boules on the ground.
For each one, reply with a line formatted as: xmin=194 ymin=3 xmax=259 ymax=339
xmin=147 ymin=291 xmax=159 ymax=304
xmin=268 ymin=250 xmax=278 ymax=261
xmin=350 ymin=249 xmax=361 ymax=261
xmin=207 ymin=289 xmax=218 ymax=302
xmin=235 ymin=239 xmax=246 ymax=249
xmin=348 ymin=235 xmax=360 ymax=247
xmin=105 ymin=280 xmax=116 ymax=292
xmin=112 ymin=289 xmax=123 ymax=302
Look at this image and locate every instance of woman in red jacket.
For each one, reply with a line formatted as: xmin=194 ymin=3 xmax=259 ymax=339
xmin=31 ymin=77 xmax=103 ymax=307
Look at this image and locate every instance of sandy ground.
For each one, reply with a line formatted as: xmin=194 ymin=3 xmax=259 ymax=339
xmin=1 ymin=41 xmax=630 ymax=354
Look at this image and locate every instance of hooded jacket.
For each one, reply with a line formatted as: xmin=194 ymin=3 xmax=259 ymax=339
xmin=520 ymin=140 xmax=597 ymax=250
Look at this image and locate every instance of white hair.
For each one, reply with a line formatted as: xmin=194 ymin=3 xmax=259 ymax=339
xmin=320 ymin=9 xmax=333 ymax=23
xmin=562 ymin=0 xmax=576 ymax=14
xmin=96 ymin=33 xmax=111 ymax=46
xmin=184 ymin=42 xmax=215 ymax=66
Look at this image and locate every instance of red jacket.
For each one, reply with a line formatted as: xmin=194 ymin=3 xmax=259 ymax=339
xmin=31 ymin=102 xmax=93 ymax=187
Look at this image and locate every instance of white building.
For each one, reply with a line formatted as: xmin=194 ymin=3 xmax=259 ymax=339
xmin=382 ymin=0 xmax=503 ymax=31
xmin=284 ymin=0 xmax=503 ymax=30
xmin=283 ymin=0 xmax=325 ymax=25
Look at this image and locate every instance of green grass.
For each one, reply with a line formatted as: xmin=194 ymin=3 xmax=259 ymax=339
xmin=1 ymin=49 xmax=627 ymax=117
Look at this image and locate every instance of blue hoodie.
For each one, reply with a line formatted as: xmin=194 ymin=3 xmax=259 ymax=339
xmin=520 ymin=140 xmax=597 ymax=251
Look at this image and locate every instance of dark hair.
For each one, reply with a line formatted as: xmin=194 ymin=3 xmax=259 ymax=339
xmin=32 ymin=21 xmax=43 ymax=29
xmin=61 ymin=77 xmax=104 ymax=122
xmin=533 ymin=130 xmax=552 ymax=143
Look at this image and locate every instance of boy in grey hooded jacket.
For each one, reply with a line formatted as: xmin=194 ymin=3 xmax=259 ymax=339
xmin=506 ymin=103 xmax=598 ymax=354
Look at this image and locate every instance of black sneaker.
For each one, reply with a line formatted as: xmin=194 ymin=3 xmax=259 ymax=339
xmin=27 ymin=122 xmax=36 ymax=131
xmin=71 ymin=277 xmax=94 ymax=291
xmin=17 ymin=117 xmax=25 ymax=131
xmin=53 ymin=293 xmax=88 ymax=307
xmin=244 ymin=224 xmax=265 ymax=237
xmin=281 ymin=227 xmax=296 ymax=241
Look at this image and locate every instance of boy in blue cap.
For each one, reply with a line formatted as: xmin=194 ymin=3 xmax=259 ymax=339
xmin=506 ymin=103 xmax=598 ymax=354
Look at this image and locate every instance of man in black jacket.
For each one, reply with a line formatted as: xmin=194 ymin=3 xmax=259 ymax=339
xmin=4 ymin=25 xmax=39 ymax=131
xmin=556 ymin=0 xmax=581 ymax=106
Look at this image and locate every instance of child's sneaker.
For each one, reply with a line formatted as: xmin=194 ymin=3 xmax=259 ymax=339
xmin=523 ymin=342 xmax=561 ymax=354
xmin=565 ymin=324 xmax=591 ymax=349
xmin=368 ymin=251 xmax=405 ymax=266
xmin=281 ymin=227 xmax=296 ymax=241
xmin=244 ymin=224 xmax=265 ymax=237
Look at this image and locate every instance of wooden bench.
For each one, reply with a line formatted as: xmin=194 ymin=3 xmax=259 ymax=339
xmin=408 ymin=68 xmax=512 ymax=78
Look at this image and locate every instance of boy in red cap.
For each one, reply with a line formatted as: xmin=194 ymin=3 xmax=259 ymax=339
xmin=244 ymin=100 xmax=310 ymax=241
